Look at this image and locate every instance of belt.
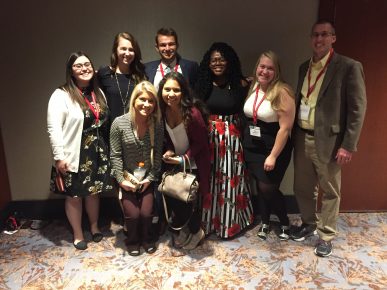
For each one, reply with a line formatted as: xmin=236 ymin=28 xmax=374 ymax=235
xmin=298 ymin=126 xmax=314 ymax=136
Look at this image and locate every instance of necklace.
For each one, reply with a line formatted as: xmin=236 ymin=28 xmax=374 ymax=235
xmin=114 ymin=72 xmax=132 ymax=113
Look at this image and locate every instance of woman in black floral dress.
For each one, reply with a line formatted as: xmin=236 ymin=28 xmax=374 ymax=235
xmin=47 ymin=51 xmax=113 ymax=250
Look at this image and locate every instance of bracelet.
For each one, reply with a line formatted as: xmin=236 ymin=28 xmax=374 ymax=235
xmin=179 ymin=156 xmax=184 ymax=165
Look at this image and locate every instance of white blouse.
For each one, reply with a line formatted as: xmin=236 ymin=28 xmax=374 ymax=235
xmin=165 ymin=121 xmax=196 ymax=168
xmin=243 ymin=89 xmax=278 ymax=123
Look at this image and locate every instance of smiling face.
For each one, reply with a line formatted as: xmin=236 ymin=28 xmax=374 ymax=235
xmin=134 ymin=92 xmax=156 ymax=118
xmin=156 ymin=35 xmax=178 ymax=63
xmin=116 ymin=37 xmax=135 ymax=67
xmin=311 ymin=23 xmax=336 ymax=61
xmin=72 ymin=55 xmax=93 ymax=88
xmin=162 ymin=79 xmax=182 ymax=109
xmin=209 ymin=51 xmax=227 ymax=77
xmin=256 ymin=55 xmax=276 ymax=90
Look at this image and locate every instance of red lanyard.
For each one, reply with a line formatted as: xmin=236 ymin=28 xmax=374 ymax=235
xmin=252 ymin=85 xmax=266 ymax=125
xmin=306 ymin=48 xmax=334 ymax=99
xmin=81 ymin=89 xmax=100 ymax=124
xmin=159 ymin=62 xmax=179 ymax=78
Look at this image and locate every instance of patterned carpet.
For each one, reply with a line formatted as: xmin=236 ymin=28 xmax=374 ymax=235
xmin=1 ymin=213 xmax=386 ymax=290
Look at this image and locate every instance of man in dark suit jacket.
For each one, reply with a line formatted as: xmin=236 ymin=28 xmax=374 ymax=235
xmin=291 ymin=20 xmax=367 ymax=257
xmin=145 ymin=27 xmax=198 ymax=90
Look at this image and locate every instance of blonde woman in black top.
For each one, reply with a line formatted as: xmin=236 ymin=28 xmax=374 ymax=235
xmin=243 ymin=51 xmax=295 ymax=240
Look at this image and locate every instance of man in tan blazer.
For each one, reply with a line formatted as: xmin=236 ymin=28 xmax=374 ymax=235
xmin=291 ymin=20 xmax=367 ymax=257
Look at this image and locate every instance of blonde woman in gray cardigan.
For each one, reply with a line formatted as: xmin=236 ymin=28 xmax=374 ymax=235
xmin=110 ymin=81 xmax=163 ymax=256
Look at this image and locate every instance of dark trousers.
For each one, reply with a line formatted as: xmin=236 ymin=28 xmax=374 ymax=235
xmin=121 ymin=183 xmax=154 ymax=245
xmin=164 ymin=195 xmax=201 ymax=234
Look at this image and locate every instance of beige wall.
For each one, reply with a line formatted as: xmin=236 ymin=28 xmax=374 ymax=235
xmin=0 ymin=0 xmax=318 ymax=200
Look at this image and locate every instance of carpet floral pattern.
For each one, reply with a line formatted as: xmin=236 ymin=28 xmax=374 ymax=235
xmin=0 ymin=213 xmax=386 ymax=289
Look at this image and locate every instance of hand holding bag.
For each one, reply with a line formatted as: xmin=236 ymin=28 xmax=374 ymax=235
xmin=158 ymin=155 xmax=199 ymax=203
xmin=158 ymin=155 xmax=199 ymax=230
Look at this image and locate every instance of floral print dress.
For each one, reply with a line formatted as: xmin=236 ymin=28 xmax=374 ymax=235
xmin=201 ymin=85 xmax=254 ymax=238
xmin=50 ymin=92 xmax=113 ymax=197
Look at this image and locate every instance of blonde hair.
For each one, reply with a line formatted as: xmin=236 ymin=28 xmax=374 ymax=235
xmin=128 ymin=81 xmax=161 ymax=125
xmin=247 ymin=50 xmax=294 ymax=111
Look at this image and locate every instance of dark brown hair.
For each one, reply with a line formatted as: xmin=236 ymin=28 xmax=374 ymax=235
xmin=110 ymin=32 xmax=146 ymax=83
xmin=60 ymin=51 xmax=106 ymax=112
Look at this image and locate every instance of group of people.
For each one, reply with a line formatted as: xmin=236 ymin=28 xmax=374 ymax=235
xmin=47 ymin=20 xmax=366 ymax=258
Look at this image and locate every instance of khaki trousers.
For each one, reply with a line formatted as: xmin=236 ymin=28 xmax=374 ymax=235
xmin=293 ymin=128 xmax=341 ymax=241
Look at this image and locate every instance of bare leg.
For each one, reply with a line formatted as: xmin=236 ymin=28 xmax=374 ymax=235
xmin=85 ymin=194 xmax=100 ymax=234
xmin=65 ymin=196 xmax=84 ymax=242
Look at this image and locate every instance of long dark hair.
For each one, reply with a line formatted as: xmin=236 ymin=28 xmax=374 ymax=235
xmin=158 ymin=72 xmax=208 ymax=127
xmin=110 ymin=32 xmax=146 ymax=83
xmin=60 ymin=51 xmax=106 ymax=112
xmin=194 ymin=42 xmax=246 ymax=102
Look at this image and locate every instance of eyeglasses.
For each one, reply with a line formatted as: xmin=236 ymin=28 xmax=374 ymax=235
xmin=210 ymin=57 xmax=226 ymax=65
xmin=72 ymin=62 xmax=92 ymax=70
xmin=311 ymin=32 xmax=335 ymax=38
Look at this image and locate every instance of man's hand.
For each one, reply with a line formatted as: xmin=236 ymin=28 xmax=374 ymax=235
xmin=336 ymin=147 xmax=353 ymax=165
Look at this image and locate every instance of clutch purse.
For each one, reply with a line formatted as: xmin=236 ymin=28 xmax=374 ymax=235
xmin=55 ymin=172 xmax=65 ymax=192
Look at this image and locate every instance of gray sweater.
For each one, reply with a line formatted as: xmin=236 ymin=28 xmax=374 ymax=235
xmin=110 ymin=113 xmax=163 ymax=184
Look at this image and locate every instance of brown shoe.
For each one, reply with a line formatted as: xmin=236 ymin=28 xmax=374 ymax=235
xmin=183 ymin=229 xmax=205 ymax=250
xmin=174 ymin=226 xmax=191 ymax=248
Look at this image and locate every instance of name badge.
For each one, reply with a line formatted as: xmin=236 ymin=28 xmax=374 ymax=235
xmin=249 ymin=125 xmax=261 ymax=138
xmin=299 ymin=104 xmax=311 ymax=121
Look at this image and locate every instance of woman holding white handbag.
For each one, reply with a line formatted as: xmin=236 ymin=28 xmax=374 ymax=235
xmin=158 ymin=72 xmax=210 ymax=250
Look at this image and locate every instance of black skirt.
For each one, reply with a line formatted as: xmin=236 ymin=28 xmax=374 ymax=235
xmin=242 ymin=119 xmax=292 ymax=184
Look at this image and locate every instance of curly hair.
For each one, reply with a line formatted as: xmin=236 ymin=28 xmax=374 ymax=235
xmin=158 ymin=72 xmax=208 ymax=127
xmin=194 ymin=42 xmax=246 ymax=102
xmin=110 ymin=32 xmax=146 ymax=83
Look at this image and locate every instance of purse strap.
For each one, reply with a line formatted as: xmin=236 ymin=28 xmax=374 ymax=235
xmin=161 ymin=192 xmax=195 ymax=231
xmin=182 ymin=154 xmax=192 ymax=174
xmin=149 ymin=121 xmax=155 ymax=166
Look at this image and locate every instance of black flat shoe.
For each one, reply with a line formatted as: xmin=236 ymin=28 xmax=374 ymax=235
xmin=73 ymin=240 xmax=87 ymax=250
xmin=92 ymin=232 xmax=103 ymax=243
xmin=143 ymin=242 xmax=157 ymax=254
xmin=127 ymin=245 xmax=141 ymax=256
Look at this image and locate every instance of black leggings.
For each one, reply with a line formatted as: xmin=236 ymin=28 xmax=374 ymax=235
xmin=248 ymin=162 xmax=289 ymax=226
xmin=256 ymin=181 xmax=289 ymax=225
